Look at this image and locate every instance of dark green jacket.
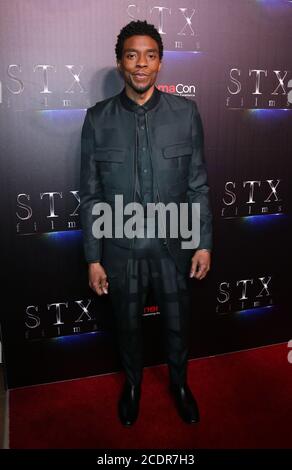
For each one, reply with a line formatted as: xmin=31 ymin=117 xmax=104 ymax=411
xmin=80 ymin=85 xmax=213 ymax=274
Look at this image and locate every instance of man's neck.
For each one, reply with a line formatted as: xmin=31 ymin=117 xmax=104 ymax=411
xmin=124 ymin=84 xmax=155 ymax=106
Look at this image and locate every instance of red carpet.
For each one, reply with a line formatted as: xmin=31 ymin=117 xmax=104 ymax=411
xmin=9 ymin=343 xmax=292 ymax=448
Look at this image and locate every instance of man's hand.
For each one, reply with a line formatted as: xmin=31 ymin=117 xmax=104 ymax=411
xmin=88 ymin=262 xmax=109 ymax=296
xmin=189 ymin=250 xmax=211 ymax=280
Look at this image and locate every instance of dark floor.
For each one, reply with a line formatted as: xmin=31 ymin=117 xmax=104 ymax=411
xmin=0 ymin=365 xmax=6 ymax=448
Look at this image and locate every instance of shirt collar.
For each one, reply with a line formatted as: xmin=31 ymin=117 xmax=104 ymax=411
xmin=119 ymin=85 xmax=161 ymax=113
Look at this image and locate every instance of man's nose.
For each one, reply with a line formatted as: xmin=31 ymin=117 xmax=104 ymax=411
xmin=136 ymin=55 xmax=147 ymax=67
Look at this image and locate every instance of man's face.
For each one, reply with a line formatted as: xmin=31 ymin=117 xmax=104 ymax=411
xmin=117 ymin=35 xmax=162 ymax=94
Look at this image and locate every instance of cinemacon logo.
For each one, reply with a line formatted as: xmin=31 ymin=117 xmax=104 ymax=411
xmin=157 ymin=83 xmax=196 ymax=96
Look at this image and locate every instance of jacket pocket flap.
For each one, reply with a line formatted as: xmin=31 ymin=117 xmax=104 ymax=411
xmin=94 ymin=148 xmax=125 ymax=162
xmin=163 ymin=143 xmax=192 ymax=158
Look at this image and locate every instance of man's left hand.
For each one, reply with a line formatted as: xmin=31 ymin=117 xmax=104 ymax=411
xmin=189 ymin=250 xmax=211 ymax=280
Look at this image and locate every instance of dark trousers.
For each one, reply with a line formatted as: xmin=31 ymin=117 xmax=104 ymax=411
xmin=107 ymin=236 xmax=192 ymax=387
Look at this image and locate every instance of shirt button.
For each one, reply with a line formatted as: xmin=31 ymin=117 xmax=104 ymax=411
xmin=141 ymin=126 xmax=145 ymax=130
xmin=142 ymin=147 xmax=146 ymax=151
xmin=143 ymin=169 xmax=147 ymax=173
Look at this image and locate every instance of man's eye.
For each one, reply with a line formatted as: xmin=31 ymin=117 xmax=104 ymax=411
xmin=127 ymin=54 xmax=136 ymax=59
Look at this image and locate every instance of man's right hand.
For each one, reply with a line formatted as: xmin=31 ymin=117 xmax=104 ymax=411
xmin=88 ymin=262 xmax=109 ymax=296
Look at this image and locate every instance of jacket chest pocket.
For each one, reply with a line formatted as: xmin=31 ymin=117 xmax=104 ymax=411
xmin=162 ymin=142 xmax=192 ymax=168
xmin=94 ymin=147 xmax=126 ymax=172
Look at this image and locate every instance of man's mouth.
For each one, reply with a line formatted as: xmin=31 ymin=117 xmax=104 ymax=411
xmin=133 ymin=73 xmax=148 ymax=78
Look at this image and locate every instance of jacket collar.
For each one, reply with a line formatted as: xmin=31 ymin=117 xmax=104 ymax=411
xmin=119 ymin=85 xmax=160 ymax=113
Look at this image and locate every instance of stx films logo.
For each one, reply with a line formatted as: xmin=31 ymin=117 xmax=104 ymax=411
xmin=16 ymin=190 xmax=80 ymax=234
xmin=221 ymin=179 xmax=283 ymax=218
xmin=24 ymin=297 xmax=161 ymax=340
xmin=0 ymin=64 xmax=91 ymax=111
xmin=24 ymin=298 xmax=100 ymax=340
xmin=217 ymin=275 xmax=273 ymax=315
xmin=226 ymin=68 xmax=292 ymax=110
xmin=127 ymin=4 xmax=200 ymax=52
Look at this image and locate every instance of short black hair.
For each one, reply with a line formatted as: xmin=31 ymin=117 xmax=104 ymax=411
xmin=115 ymin=20 xmax=163 ymax=62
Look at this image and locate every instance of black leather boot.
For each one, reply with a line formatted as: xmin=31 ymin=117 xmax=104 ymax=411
xmin=169 ymin=383 xmax=200 ymax=424
xmin=118 ymin=381 xmax=141 ymax=426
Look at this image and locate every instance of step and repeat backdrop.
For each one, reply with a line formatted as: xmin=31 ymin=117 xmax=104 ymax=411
xmin=0 ymin=0 xmax=291 ymax=388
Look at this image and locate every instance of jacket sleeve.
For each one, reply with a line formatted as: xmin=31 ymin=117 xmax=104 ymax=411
xmin=79 ymin=108 xmax=103 ymax=263
xmin=187 ymin=101 xmax=213 ymax=251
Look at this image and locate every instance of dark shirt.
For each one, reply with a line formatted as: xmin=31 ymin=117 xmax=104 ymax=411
xmin=119 ymin=86 xmax=166 ymax=247
xmin=119 ymin=86 xmax=161 ymax=209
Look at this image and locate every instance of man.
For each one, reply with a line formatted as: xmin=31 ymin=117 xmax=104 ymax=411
xmin=80 ymin=20 xmax=213 ymax=426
